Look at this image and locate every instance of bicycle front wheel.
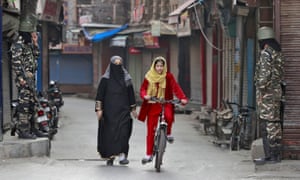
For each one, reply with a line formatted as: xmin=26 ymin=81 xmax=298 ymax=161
xmin=155 ymin=128 xmax=167 ymax=172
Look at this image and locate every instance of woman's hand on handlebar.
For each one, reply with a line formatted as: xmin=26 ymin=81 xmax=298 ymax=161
xmin=144 ymin=95 xmax=151 ymax=100
xmin=181 ymin=99 xmax=188 ymax=105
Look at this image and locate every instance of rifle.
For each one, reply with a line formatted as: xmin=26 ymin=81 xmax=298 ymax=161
xmin=19 ymin=64 xmax=41 ymax=107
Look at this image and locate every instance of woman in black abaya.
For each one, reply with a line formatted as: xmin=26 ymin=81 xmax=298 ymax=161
xmin=95 ymin=56 xmax=137 ymax=166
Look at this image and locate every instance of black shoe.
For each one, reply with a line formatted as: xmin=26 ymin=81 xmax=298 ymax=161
xmin=167 ymin=136 xmax=174 ymax=144
xmin=268 ymin=155 xmax=281 ymax=163
xmin=18 ymin=131 xmax=37 ymax=139
xmin=106 ymin=158 xmax=114 ymax=166
xmin=11 ymin=126 xmax=17 ymax=136
xmin=141 ymin=157 xmax=152 ymax=165
xmin=119 ymin=158 xmax=129 ymax=165
xmin=253 ymin=157 xmax=280 ymax=165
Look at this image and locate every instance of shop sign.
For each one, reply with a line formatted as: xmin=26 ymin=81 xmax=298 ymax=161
xmin=110 ymin=36 xmax=128 ymax=47
xmin=143 ymin=32 xmax=160 ymax=48
xmin=41 ymin=0 xmax=63 ymax=23
xmin=129 ymin=47 xmax=141 ymax=54
xmin=177 ymin=11 xmax=191 ymax=37
xmin=151 ymin=22 xmax=161 ymax=37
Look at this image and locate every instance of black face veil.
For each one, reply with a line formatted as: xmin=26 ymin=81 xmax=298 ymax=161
xmin=110 ymin=63 xmax=125 ymax=87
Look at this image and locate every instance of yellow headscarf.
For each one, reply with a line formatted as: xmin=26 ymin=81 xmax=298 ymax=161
xmin=145 ymin=56 xmax=167 ymax=99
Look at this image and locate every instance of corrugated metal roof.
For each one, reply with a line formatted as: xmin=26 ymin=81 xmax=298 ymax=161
xmin=81 ymin=23 xmax=122 ymax=28
xmin=280 ymin=0 xmax=300 ymax=160
xmin=117 ymin=27 xmax=149 ymax=34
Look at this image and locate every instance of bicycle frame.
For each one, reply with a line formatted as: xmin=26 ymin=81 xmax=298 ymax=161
xmin=150 ymin=97 xmax=181 ymax=172
xmin=153 ymin=110 xmax=167 ymax=172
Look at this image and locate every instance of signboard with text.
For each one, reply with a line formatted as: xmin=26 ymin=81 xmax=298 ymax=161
xmin=143 ymin=32 xmax=160 ymax=48
xmin=177 ymin=11 xmax=191 ymax=37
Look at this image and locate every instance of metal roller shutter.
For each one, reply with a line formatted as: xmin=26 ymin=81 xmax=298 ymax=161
xmin=280 ymin=0 xmax=300 ymax=159
xmin=222 ymin=35 xmax=235 ymax=101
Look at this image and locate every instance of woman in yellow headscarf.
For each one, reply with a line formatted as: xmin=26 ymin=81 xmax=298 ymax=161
xmin=137 ymin=56 xmax=188 ymax=164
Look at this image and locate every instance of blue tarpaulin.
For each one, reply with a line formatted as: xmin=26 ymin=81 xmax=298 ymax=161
xmin=82 ymin=24 xmax=128 ymax=43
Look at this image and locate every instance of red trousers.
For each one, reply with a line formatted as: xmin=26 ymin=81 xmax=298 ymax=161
xmin=146 ymin=114 xmax=173 ymax=156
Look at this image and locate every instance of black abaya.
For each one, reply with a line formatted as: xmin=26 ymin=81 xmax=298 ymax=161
xmin=96 ymin=77 xmax=135 ymax=158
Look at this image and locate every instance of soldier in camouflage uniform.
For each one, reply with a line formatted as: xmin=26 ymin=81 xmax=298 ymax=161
xmin=10 ymin=0 xmax=45 ymax=139
xmin=10 ymin=32 xmax=40 ymax=139
xmin=254 ymin=26 xmax=285 ymax=164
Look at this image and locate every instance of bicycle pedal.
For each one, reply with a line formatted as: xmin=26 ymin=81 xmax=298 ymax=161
xmin=167 ymin=136 xmax=174 ymax=143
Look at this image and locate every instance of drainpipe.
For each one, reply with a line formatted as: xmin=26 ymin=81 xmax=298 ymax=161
xmin=239 ymin=15 xmax=246 ymax=106
xmin=42 ymin=21 xmax=49 ymax=92
xmin=247 ymin=39 xmax=255 ymax=107
xmin=200 ymin=33 xmax=207 ymax=105
xmin=212 ymin=28 xmax=218 ymax=109
xmin=37 ymin=33 xmax=43 ymax=92
xmin=0 ymin=2 xmax=3 ymax=141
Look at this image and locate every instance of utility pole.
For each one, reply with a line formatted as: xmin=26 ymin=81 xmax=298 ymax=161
xmin=0 ymin=0 xmax=3 ymax=142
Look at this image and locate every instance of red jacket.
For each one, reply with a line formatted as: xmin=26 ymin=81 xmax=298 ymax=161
xmin=138 ymin=72 xmax=188 ymax=122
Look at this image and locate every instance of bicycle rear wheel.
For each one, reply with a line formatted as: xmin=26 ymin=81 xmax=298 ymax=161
xmin=155 ymin=128 xmax=167 ymax=172
xmin=230 ymin=121 xmax=240 ymax=151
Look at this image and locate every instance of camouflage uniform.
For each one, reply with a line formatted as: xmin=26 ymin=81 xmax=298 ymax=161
xmin=10 ymin=35 xmax=40 ymax=138
xmin=255 ymin=46 xmax=285 ymax=161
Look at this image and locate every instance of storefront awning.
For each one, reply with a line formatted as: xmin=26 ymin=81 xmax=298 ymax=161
xmin=168 ymin=0 xmax=201 ymax=24
xmin=82 ymin=23 xmax=129 ymax=43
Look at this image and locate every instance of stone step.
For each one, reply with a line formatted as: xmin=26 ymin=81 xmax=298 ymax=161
xmin=0 ymin=133 xmax=50 ymax=159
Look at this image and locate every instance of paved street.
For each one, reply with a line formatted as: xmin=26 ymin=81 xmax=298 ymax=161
xmin=1 ymin=96 xmax=300 ymax=180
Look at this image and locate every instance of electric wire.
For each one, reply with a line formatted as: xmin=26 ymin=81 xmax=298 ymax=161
xmin=193 ymin=2 xmax=223 ymax=51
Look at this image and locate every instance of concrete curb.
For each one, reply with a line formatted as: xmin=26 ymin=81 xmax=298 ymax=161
xmin=0 ymin=134 xmax=50 ymax=159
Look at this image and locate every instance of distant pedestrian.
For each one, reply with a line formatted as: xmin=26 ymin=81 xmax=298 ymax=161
xmin=254 ymin=26 xmax=285 ymax=165
xmin=138 ymin=56 xmax=188 ymax=164
xmin=95 ymin=55 xmax=137 ymax=166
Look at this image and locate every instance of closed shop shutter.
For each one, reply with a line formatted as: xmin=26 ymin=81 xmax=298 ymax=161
xmin=280 ymin=0 xmax=300 ymax=159
xmin=222 ymin=36 xmax=235 ymax=101
xmin=49 ymin=52 xmax=93 ymax=85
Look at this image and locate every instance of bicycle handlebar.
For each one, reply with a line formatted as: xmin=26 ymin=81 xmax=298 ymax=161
xmin=149 ymin=97 xmax=181 ymax=105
